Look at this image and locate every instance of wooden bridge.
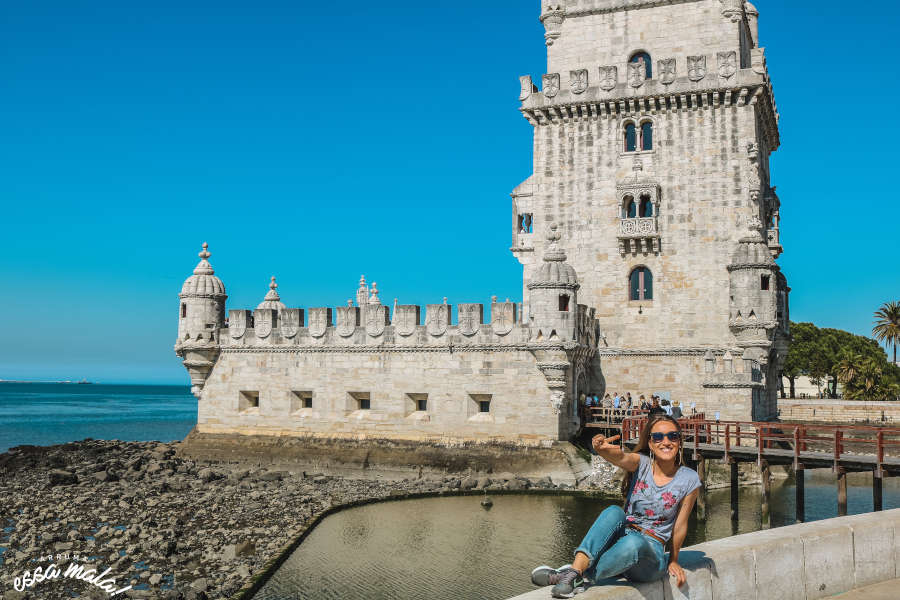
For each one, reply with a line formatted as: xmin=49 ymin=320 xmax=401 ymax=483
xmin=613 ymin=415 xmax=900 ymax=524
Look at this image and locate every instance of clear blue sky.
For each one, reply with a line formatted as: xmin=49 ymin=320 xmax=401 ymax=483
xmin=1 ymin=1 xmax=897 ymax=384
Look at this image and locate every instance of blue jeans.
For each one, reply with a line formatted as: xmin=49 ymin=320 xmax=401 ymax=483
xmin=574 ymin=505 xmax=667 ymax=583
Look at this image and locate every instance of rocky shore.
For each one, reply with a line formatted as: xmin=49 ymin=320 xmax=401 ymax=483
xmin=0 ymin=439 xmax=620 ymax=599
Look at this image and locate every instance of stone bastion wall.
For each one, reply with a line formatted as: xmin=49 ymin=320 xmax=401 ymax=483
xmin=778 ymin=399 xmax=900 ymax=425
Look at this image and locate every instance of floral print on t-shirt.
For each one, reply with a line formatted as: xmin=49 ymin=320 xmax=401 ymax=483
xmin=624 ymin=453 xmax=701 ymax=543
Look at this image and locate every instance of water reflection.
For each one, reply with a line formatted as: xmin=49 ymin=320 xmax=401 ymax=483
xmin=255 ymin=473 xmax=900 ymax=600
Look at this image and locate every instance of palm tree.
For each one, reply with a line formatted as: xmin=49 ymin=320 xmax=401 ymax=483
xmin=873 ymin=301 xmax=900 ymax=365
xmin=836 ymin=352 xmax=863 ymax=385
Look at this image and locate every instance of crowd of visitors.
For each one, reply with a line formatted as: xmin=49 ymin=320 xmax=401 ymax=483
xmin=580 ymin=391 xmax=691 ymax=423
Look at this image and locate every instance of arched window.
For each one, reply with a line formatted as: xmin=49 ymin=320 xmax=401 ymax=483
xmin=181 ymin=303 xmax=187 ymax=318
xmin=639 ymin=194 xmax=653 ymax=217
xmin=640 ymin=121 xmax=653 ymax=151
xmin=623 ymin=195 xmax=636 ymax=218
xmin=558 ymin=294 xmax=570 ymax=311
xmin=630 ymin=52 xmax=652 ymax=79
xmin=624 ymin=123 xmax=637 ymax=152
xmin=629 ymin=267 xmax=653 ymax=301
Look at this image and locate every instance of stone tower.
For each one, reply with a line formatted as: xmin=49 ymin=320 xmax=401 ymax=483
xmin=175 ymin=243 xmax=227 ymax=398
xmin=513 ymin=0 xmax=790 ymax=420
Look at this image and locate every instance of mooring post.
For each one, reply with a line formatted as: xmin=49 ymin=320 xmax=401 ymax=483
xmin=760 ymin=460 xmax=771 ymax=529
xmin=696 ymin=455 xmax=707 ymax=520
xmin=795 ymin=465 xmax=805 ymax=523
xmin=730 ymin=460 xmax=739 ymax=522
xmin=837 ymin=469 xmax=848 ymax=517
xmin=874 ymin=471 xmax=883 ymax=512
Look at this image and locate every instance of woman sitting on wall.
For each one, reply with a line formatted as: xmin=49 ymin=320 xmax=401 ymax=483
xmin=530 ymin=415 xmax=700 ymax=598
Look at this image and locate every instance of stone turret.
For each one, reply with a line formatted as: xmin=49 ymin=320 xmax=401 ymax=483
xmin=257 ymin=277 xmax=286 ymax=311
xmin=728 ymin=217 xmax=777 ymax=365
xmin=528 ymin=223 xmax=579 ymax=342
xmin=175 ymin=243 xmax=226 ymax=398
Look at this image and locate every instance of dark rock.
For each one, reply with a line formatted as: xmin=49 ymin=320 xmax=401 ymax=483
xmin=197 ymin=468 xmax=222 ymax=483
xmin=93 ymin=470 xmax=120 ymax=482
xmin=48 ymin=469 xmax=78 ymax=486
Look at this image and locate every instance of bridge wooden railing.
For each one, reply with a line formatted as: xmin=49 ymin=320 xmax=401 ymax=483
xmin=622 ymin=416 xmax=900 ymax=475
xmin=580 ymin=407 xmax=646 ymax=425
xmin=621 ymin=415 xmax=900 ymax=520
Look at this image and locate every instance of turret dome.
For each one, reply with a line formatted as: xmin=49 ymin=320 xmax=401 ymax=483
xmin=180 ymin=243 xmax=226 ymax=297
xmin=257 ymin=276 xmax=286 ymax=310
xmin=730 ymin=217 xmax=775 ymax=266
xmin=529 ymin=223 xmax=579 ymax=288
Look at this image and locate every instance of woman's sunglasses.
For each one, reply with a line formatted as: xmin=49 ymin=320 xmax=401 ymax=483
xmin=650 ymin=432 xmax=681 ymax=443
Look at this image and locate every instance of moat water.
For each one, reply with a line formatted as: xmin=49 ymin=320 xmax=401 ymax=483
xmin=255 ymin=472 xmax=900 ymax=600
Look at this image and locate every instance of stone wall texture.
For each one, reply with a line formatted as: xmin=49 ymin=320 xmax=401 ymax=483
xmin=779 ymin=400 xmax=900 ymax=425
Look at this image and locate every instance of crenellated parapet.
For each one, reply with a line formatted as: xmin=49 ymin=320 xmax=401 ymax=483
xmin=221 ymin=299 xmax=532 ymax=350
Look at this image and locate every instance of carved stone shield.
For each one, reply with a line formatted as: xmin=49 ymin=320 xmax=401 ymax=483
xmin=280 ymin=308 xmax=302 ymax=339
xmin=598 ymin=66 xmax=617 ymax=91
xmin=336 ymin=306 xmax=358 ymax=338
xmin=457 ymin=303 xmax=483 ymax=336
xmin=254 ymin=309 xmax=272 ymax=339
xmin=308 ymin=307 xmax=330 ymax=338
xmin=658 ymin=58 xmax=676 ymax=85
xmin=426 ymin=304 xmax=450 ymax=336
xmin=491 ymin=302 xmax=516 ymax=336
xmin=229 ymin=310 xmax=247 ymax=339
xmin=365 ymin=305 xmax=388 ymax=337
xmin=542 ymin=73 xmax=560 ymax=98
xmin=519 ymin=75 xmax=533 ymax=101
xmin=717 ymin=51 xmax=736 ymax=79
xmin=688 ymin=56 xmax=707 ymax=82
xmin=394 ymin=305 xmax=420 ymax=336
xmin=569 ymin=69 xmax=588 ymax=95
xmin=628 ymin=61 xmax=645 ymax=88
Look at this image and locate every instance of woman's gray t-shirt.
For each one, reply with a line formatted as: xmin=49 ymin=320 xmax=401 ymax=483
xmin=625 ymin=454 xmax=701 ymax=543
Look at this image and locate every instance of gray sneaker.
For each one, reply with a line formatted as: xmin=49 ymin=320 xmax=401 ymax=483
xmin=530 ymin=566 xmax=584 ymax=598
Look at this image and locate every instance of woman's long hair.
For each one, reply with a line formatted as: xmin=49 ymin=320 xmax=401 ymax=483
xmin=620 ymin=414 xmax=684 ymax=499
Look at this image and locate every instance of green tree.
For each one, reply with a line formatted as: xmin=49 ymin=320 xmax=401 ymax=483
xmin=782 ymin=322 xmax=818 ymax=398
xmin=783 ymin=322 xmax=900 ymax=400
xmin=873 ymin=301 xmax=900 ymax=366
xmin=837 ymin=351 xmax=900 ymax=401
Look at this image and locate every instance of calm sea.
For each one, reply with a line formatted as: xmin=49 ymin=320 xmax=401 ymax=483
xmin=0 ymin=383 xmax=196 ymax=453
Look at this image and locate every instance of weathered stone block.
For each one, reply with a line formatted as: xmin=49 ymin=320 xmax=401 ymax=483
xmin=802 ymin=524 xmax=854 ymax=599
xmin=848 ymin=517 xmax=896 ymax=587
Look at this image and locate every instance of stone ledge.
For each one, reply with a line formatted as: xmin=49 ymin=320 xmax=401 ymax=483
xmin=509 ymin=508 xmax=900 ymax=600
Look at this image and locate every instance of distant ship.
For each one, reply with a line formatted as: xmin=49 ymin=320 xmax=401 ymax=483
xmin=77 ymin=378 xmax=93 ymax=384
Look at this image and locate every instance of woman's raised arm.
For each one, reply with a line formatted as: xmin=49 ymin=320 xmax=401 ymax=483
xmin=591 ymin=434 xmax=640 ymax=472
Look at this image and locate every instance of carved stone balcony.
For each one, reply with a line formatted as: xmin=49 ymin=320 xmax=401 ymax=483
xmin=767 ymin=227 xmax=783 ymax=259
xmin=617 ymin=217 xmax=660 ymax=255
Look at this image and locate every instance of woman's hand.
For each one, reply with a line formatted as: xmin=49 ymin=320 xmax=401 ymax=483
xmin=591 ymin=434 xmax=620 ymax=453
xmin=668 ymin=561 xmax=686 ymax=587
